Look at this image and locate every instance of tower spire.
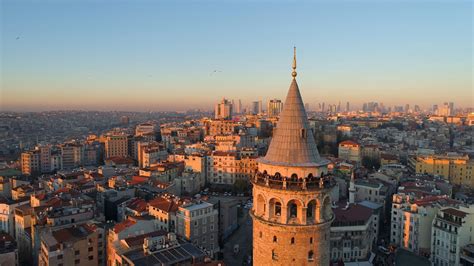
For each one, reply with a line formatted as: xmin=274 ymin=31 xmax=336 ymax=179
xmin=292 ymin=46 xmax=297 ymax=79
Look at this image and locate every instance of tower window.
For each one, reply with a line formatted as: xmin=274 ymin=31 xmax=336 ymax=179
xmin=259 ymin=232 xmax=262 ymax=238
xmin=272 ymin=249 xmax=278 ymax=260
xmin=291 ymin=237 xmax=295 ymax=244
xmin=275 ymin=202 xmax=281 ymax=216
xmin=310 ymin=237 xmax=313 ymax=244
xmin=301 ymin=129 xmax=306 ymax=138
xmin=308 ymin=251 xmax=314 ymax=261
xmin=273 ymin=236 xmax=277 ymax=243
xmin=289 ymin=203 xmax=297 ymax=218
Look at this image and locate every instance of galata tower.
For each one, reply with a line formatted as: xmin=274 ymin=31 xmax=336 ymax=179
xmin=251 ymin=48 xmax=334 ymax=266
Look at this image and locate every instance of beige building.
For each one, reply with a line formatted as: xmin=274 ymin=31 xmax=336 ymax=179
xmin=148 ymin=196 xmax=179 ymax=232
xmin=137 ymin=141 xmax=167 ymax=168
xmin=21 ymin=150 xmax=40 ymax=175
xmin=251 ymin=50 xmax=334 ymax=265
xmin=104 ymin=133 xmax=129 ymax=159
xmin=410 ymin=153 xmax=474 ymax=188
xmin=338 ymin=140 xmax=361 ymax=163
xmin=204 ymin=120 xmax=238 ymax=136
xmin=208 ymin=151 xmax=257 ymax=185
xmin=39 ymin=223 xmax=102 ymax=266
xmin=214 ymin=98 xmax=233 ymax=120
xmin=135 ymin=123 xmax=155 ymax=136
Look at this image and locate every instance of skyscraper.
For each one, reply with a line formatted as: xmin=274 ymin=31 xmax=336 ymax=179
xmin=214 ymin=98 xmax=233 ymax=119
xmin=268 ymin=99 xmax=284 ymax=117
xmin=251 ymin=48 xmax=333 ymax=265
xmin=251 ymin=101 xmax=263 ymax=115
xmin=235 ymin=99 xmax=242 ymax=114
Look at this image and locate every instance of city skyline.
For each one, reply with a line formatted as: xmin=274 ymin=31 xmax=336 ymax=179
xmin=1 ymin=0 xmax=472 ymax=111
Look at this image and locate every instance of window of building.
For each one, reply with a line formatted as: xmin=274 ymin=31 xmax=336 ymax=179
xmin=310 ymin=237 xmax=313 ymax=244
xmin=272 ymin=250 xmax=277 ymax=260
xmin=308 ymin=251 xmax=314 ymax=261
xmin=275 ymin=202 xmax=281 ymax=216
xmin=291 ymin=237 xmax=295 ymax=244
xmin=289 ymin=203 xmax=297 ymax=218
xmin=273 ymin=236 xmax=277 ymax=243
xmin=88 ymin=256 xmax=93 ymax=260
xmin=75 ymin=250 xmax=80 ymax=255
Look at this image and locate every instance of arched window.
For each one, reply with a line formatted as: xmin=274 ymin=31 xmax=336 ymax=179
xmin=308 ymin=251 xmax=314 ymax=261
xmin=291 ymin=237 xmax=295 ymax=244
xmin=273 ymin=236 xmax=277 ymax=243
xmin=307 ymin=201 xmax=315 ymax=219
xmin=291 ymin=173 xmax=298 ymax=180
xmin=308 ymin=173 xmax=314 ymax=179
xmin=275 ymin=202 xmax=281 ymax=216
xmin=289 ymin=202 xmax=297 ymax=218
xmin=275 ymin=172 xmax=281 ymax=178
xmin=309 ymin=237 xmax=313 ymax=244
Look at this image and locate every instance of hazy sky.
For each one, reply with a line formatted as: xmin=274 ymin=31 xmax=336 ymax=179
xmin=1 ymin=0 xmax=472 ymax=111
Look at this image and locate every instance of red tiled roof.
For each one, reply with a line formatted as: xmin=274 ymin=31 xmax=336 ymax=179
xmin=148 ymin=197 xmax=179 ymax=213
xmin=126 ymin=198 xmax=148 ymax=213
xmin=113 ymin=218 xmax=137 ymax=233
xmin=106 ymin=156 xmax=134 ymax=165
xmin=443 ymin=208 xmax=468 ymax=218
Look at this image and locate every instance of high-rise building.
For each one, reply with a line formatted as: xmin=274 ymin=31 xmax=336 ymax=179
xmin=214 ymin=98 xmax=233 ymax=120
xmin=235 ymin=99 xmax=242 ymax=114
xmin=346 ymin=102 xmax=350 ymax=112
xmin=267 ymin=99 xmax=283 ymax=117
xmin=251 ymin=101 xmax=262 ymax=115
xmin=251 ymin=48 xmax=334 ymax=265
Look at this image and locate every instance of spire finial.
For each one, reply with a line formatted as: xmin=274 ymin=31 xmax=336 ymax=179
xmin=292 ymin=46 xmax=297 ymax=78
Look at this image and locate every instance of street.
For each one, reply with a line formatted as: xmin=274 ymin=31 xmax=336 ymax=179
xmin=223 ymin=209 xmax=253 ymax=266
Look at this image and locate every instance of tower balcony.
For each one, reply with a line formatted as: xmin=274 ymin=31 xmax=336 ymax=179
xmin=251 ymin=171 xmax=335 ymax=191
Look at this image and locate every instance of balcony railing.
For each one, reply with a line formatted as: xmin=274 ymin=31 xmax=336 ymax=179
xmin=252 ymin=172 xmax=335 ymax=191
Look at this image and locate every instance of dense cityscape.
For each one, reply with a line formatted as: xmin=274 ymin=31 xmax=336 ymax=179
xmin=2 ymin=0 xmax=472 ymax=265
xmin=0 ymin=51 xmax=473 ymax=265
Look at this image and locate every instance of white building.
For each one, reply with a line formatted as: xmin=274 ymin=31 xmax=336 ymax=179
xmin=431 ymin=205 xmax=474 ymax=266
xmin=391 ymin=194 xmax=459 ymax=256
xmin=176 ymin=201 xmax=219 ymax=256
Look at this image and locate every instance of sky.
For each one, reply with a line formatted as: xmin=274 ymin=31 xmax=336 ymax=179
xmin=1 ymin=0 xmax=472 ymax=112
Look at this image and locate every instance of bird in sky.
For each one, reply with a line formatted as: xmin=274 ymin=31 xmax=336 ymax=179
xmin=210 ymin=70 xmax=222 ymax=76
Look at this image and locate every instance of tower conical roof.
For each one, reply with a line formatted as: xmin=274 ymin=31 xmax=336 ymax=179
xmin=259 ymin=49 xmax=322 ymax=167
